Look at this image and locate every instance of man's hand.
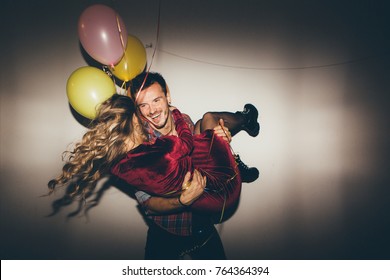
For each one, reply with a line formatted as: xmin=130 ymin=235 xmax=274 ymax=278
xmin=144 ymin=170 xmax=206 ymax=214
xmin=213 ymin=119 xmax=232 ymax=143
xmin=179 ymin=169 xmax=206 ymax=206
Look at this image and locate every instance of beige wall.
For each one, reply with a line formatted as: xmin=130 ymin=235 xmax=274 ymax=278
xmin=1 ymin=0 xmax=389 ymax=259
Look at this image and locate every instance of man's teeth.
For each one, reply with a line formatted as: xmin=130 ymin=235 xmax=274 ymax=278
xmin=152 ymin=113 xmax=160 ymax=119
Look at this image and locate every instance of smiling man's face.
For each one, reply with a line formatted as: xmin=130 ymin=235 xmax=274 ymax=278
xmin=135 ymin=82 xmax=171 ymax=131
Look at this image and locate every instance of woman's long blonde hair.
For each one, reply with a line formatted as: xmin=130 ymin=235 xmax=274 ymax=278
xmin=48 ymin=94 xmax=144 ymax=200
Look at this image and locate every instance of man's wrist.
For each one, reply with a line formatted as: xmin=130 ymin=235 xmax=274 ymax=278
xmin=177 ymin=196 xmax=189 ymax=207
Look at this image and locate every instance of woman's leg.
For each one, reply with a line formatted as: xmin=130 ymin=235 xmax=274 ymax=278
xmin=194 ymin=105 xmax=260 ymax=183
xmin=194 ymin=104 xmax=260 ymax=137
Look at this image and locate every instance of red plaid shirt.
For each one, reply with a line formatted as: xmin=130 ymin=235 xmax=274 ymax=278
xmin=135 ymin=113 xmax=195 ymax=236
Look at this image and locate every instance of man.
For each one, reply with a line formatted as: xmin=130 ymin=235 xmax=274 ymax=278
xmin=129 ymin=72 xmax=260 ymax=259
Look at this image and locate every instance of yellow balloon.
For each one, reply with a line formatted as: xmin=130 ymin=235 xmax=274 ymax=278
xmin=110 ymin=35 xmax=147 ymax=82
xmin=66 ymin=66 xmax=116 ymax=119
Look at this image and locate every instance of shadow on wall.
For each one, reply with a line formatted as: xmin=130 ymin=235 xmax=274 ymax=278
xmin=46 ymin=176 xmax=141 ymax=220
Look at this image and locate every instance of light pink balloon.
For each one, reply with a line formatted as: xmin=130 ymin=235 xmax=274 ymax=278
xmin=78 ymin=4 xmax=128 ymax=66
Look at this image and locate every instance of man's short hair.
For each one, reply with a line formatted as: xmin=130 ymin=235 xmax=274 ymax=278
xmin=130 ymin=72 xmax=167 ymax=101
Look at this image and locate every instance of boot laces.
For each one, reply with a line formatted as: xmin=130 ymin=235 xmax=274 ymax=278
xmin=235 ymin=154 xmax=250 ymax=170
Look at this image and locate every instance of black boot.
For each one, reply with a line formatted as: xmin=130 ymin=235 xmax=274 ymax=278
xmin=235 ymin=154 xmax=259 ymax=183
xmin=236 ymin=104 xmax=260 ymax=137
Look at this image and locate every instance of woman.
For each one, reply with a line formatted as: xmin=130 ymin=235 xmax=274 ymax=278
xmin=49 ymin=94 xmax=241 ymax=222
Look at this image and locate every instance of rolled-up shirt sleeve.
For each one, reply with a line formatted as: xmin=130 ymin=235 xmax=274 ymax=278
xmin=135 ymin=190 xmax=152 ymax=215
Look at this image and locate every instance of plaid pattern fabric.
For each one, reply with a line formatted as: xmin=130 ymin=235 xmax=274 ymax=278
xmin=135 ymin=113 xmax=195 ymax=236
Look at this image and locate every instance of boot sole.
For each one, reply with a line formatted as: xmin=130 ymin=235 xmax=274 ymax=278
xmin=243 ymin=104 xmax=260 ymax=137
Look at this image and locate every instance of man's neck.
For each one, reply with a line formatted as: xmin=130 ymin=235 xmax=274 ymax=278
xmin=155 ymin=114 xmax=177 ymax=136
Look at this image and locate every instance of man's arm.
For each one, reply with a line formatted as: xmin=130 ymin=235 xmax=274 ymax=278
xmin=213 ymin=119 xmax=232 ymax=143
xmin=138 ymin=170 xmax=206 ymax=215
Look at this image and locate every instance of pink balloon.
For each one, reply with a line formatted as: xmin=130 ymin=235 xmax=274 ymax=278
xmin=78 ymin=4 xmax=128 ymax=66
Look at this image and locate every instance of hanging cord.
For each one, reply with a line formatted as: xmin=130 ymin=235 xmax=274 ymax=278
xmin=135 ymin=0 xmax=162 ymax=102
xmin=179 ymin=231 xmax=215 ymax=259
xmin=159 ymin=49 xmax=389 ymax=71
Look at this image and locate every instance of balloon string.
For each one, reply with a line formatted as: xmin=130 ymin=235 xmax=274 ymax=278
xmin=147 ymin=0 xmax=161 ymax=73
xmin=120 ymin=80 xmax=126 ymax=91
xmin=135 ymin=0 xmax=161 ymax=102
xmin=113 ymin=12 xmax=127 ymax=71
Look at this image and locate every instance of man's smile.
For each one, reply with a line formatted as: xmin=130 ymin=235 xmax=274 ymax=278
xmin=151 ymin=113 xmax=161 ymax=120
